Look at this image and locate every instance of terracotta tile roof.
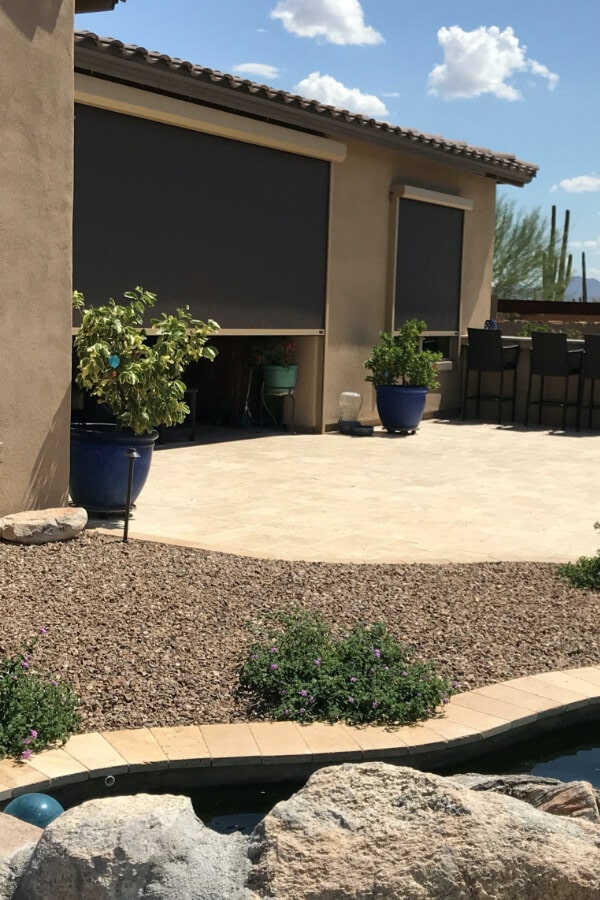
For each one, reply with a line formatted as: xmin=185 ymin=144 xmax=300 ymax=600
xmin=74 ymin=30 xmax=537 ymax=185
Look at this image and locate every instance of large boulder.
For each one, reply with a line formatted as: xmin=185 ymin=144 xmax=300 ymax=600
xmin=0 ymin=507 xmax=87 ymax=544
xmin=0 ymin=812 xmax=42 ymax=900
xmin=16 ymin=793 xmax=251 ymax=900
xmin=247 ymin=763 xmax=600 ymax=899
xmin=453 ymin=773 xmax=600 ymax=824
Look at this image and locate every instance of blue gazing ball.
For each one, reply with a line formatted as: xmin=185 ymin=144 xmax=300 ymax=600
xmin=3 ymin=793 xmax=64 ymax=828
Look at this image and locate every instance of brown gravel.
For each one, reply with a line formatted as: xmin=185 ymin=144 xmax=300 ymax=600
xmin=0 ymin=532 xmax=599 ymax=732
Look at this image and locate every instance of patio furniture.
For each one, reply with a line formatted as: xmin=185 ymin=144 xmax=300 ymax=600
xmin=577 ymin=334 xmax=600 ymax=429
xmin=462 ymin=328 xmax=520 ymax=423
xmin=524 ymin=332 xmax=583 ymax=430
xmin=260 ymin=382 xmax=296 ymax=432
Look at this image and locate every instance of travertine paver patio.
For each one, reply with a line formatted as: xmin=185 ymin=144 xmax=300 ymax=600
xmin=90 ymin=418 xmax=600 ymax=563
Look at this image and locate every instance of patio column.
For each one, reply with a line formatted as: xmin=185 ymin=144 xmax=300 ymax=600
xmin=0 ymin=0 xmax=74 ymax=515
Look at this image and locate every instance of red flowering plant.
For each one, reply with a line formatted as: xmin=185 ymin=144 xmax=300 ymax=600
xmin=250 ymin=337 xmax=297 ymax=369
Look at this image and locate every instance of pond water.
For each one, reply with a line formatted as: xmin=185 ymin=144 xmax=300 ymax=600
xmin=6 ymin=722 xmax=599 ymax=836
xmin=195 ymin=720 xmax=600 ymax=834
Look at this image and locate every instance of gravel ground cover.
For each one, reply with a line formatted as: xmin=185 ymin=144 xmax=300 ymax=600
xmin=0 ymin=532 xmax=598 ymax=732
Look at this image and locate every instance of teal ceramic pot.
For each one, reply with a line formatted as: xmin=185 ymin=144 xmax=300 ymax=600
xmin=262 ymin=365 xmax=298 ymax=390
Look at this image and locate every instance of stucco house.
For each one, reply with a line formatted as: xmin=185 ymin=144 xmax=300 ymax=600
xmin=0 ymin=1 xmax=537 ymax=517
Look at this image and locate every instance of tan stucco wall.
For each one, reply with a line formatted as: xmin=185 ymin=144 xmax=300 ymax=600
xmin=0 ymin=0 xmax=74 ymax=515
xmin=322 ymin=139 xmax=497 ymax=427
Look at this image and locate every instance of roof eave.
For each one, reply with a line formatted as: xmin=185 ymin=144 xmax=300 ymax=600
xmin=73 ymin=40 xmax=537 ymax=187
xmin=75 ymin=1 xmax=124 ymax=12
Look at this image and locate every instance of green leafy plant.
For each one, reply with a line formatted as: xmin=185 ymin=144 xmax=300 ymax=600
xmin=251 ymin=337 xmax=297 ymax=368
xmin=0 ymin=630 xmax=80 ymax=760
xmin=239 ymin=608 xmax=454 ymax=726
xmin=558 ymin=554 xmax=600 ymax=590
xmin=558 ymin=522 xmax=600 ymax=589
xmin=363 ymin=320 xmax=442 ymax=390
xmin=73 ymin=287 xmax=219 ymax=435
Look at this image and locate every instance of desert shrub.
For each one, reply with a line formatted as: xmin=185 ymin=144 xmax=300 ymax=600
xmin=558 ymin=554 xmax=600 ymax=590
xmin=0 ymin=631 xmax=80 ymax=760
xmin=239 ymin=609 xmax=454 ymax=726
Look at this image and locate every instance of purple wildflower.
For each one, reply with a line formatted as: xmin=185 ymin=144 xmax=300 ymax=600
xmin=299 ymin=707 xmax=306 ymax=714
xmin=30 ymin=729 xmax=37 ymax=739
xmin=283 ymin=709 xmax=289 ymax=716
xmin=350 ymin=677 xmax=357 ymax=683
xmin=23 ymin=737 xmax=31 ymax=746
xmin=452 ymin=680 xmax=459 ymax=688
xmin=39 ymin=627 xmax=47 ymax=636
xmin=314 ymin=658 xmax=321 ymax=666
xmin=401 ymin=671 xmax=408 ymax=677
xmin=348 ymin=696 xmax=354 ymax=703
xmin=21 ymin=749 xmax=32 ymax=761
xmin=270 ymin=647 xmax=278 ymax=653
xmin=372 ymin=701 xmax=379 ymax=709
xmin=443 ymin=697 xmax=449 ymax=704
xmin=372 ymin=648 xmax=381 ymax=659
xmin=299 ymin=689 xmax=308 ymax=697
xmin=270 ymin=663 xmax=278 ymax=671
xmin=50 ymin=679 xmax=57 ymax=686
xmin=309 ymin=696 xmax=315 ymax=704
xmin=21 ymin=661 xmax=29 ymax=669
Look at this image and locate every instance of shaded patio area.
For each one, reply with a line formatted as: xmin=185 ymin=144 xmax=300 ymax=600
xmin=88 ymin=419 xmax=600 ymax=564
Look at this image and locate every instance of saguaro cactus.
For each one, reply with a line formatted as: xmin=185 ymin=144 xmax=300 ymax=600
xmin=582 ymin=251 xmax=588 ymax=303
xmin=542 ymin=205 xmax=572 ymax=301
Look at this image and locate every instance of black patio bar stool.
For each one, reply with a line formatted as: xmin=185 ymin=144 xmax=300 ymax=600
xmin=462 ymin=328 xmax=520 ymax=424
xmin=577 ymin=333 xmax=600 ymax=429
xmin=524 ymin=331 xmax=583 ymax=430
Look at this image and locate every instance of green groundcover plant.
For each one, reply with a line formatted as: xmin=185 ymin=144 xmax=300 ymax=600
xmin=239 ymin=609 xmax=455 ymax=726
xmin=0 ymin=630 xmax=80 ymax=761
xmin=557 ymin=522 xmax=600 ymax=590
xmin=558 ymin=554 xmax=600 ymax=590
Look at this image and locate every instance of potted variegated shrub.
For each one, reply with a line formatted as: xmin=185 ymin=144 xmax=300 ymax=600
xmin=71 ymin=286 xmax=219 ymax=512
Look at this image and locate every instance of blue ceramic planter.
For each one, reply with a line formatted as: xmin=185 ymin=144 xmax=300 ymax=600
xmin=375 ymin=385 xmax=428 ymax=433
xmin=70 ymin=424 xmax=158 ymax=514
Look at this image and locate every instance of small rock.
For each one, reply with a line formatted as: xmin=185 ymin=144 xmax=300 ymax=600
xmin=0 ymin=508 xmax=87 ymax=544
xmin=454 ymin=773 xmax=600 ymax=823
xmin=0 ymin=812 xmax=42 ymax=900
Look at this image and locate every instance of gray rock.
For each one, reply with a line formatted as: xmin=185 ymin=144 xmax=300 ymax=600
xmin=16 ymin=793 xmax=251 ymax=900
xmin=0 ymin=507 xmax=87 ymax=544
xmin=453 ymin=772 xmax=600 ymax=823
xmin=247 ymin=762 xmax=600 ymax=899
xmin=0 ymin=812 xmax=42 ymax=900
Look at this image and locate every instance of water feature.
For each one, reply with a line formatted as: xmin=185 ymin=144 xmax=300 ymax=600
xmin=4 ymin=722 xmax=599 ymax=836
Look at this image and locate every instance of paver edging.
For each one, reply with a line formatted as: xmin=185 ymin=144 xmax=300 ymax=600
xmin=0 ymin=666 xmax=599 ymax=803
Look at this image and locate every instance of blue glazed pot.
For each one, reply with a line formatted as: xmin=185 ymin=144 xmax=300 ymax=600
xmin=262 ymin=365 xmax=298 ymax=390
xmin=375 ymin=385 xmax=428 ymax=433
xmin=70 ymin=424 xmax=158 ymax=513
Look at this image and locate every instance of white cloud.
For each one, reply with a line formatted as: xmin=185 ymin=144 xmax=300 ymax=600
xmin=233 ymin=62 xmax=280 ymax=80
xmin=559 ymin=175 xmax=600 ymax=193
xmin=295 ymin=71 xmax=388 ymax=117
xmin=383 ymin=91 xmax=400 ymax=98
xmin=570 ymin=236 xmax=600 ymax=250
xmin=271 ymin=0 xmax=383 ymax=45
xmin=256 ymin=28 xmax=268 ymax=33
xmin=428 ymin=25 xmax=558 ymax=100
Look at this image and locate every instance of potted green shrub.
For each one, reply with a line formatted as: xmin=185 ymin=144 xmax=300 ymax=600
xmin=251 ymin=337 xmax=298 ymax=389
xmin=71 ymin=286 xmax=219 ymax=512
xmin=364 ymin=319 xmax=442 ymax=433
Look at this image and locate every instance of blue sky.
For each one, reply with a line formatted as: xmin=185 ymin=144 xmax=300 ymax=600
xmin=76 ymin=0 xmax=600 ymax=277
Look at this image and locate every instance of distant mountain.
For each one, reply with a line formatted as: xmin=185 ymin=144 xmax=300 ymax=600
xmin=565 ymin=276 xmax=600 ymax=301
